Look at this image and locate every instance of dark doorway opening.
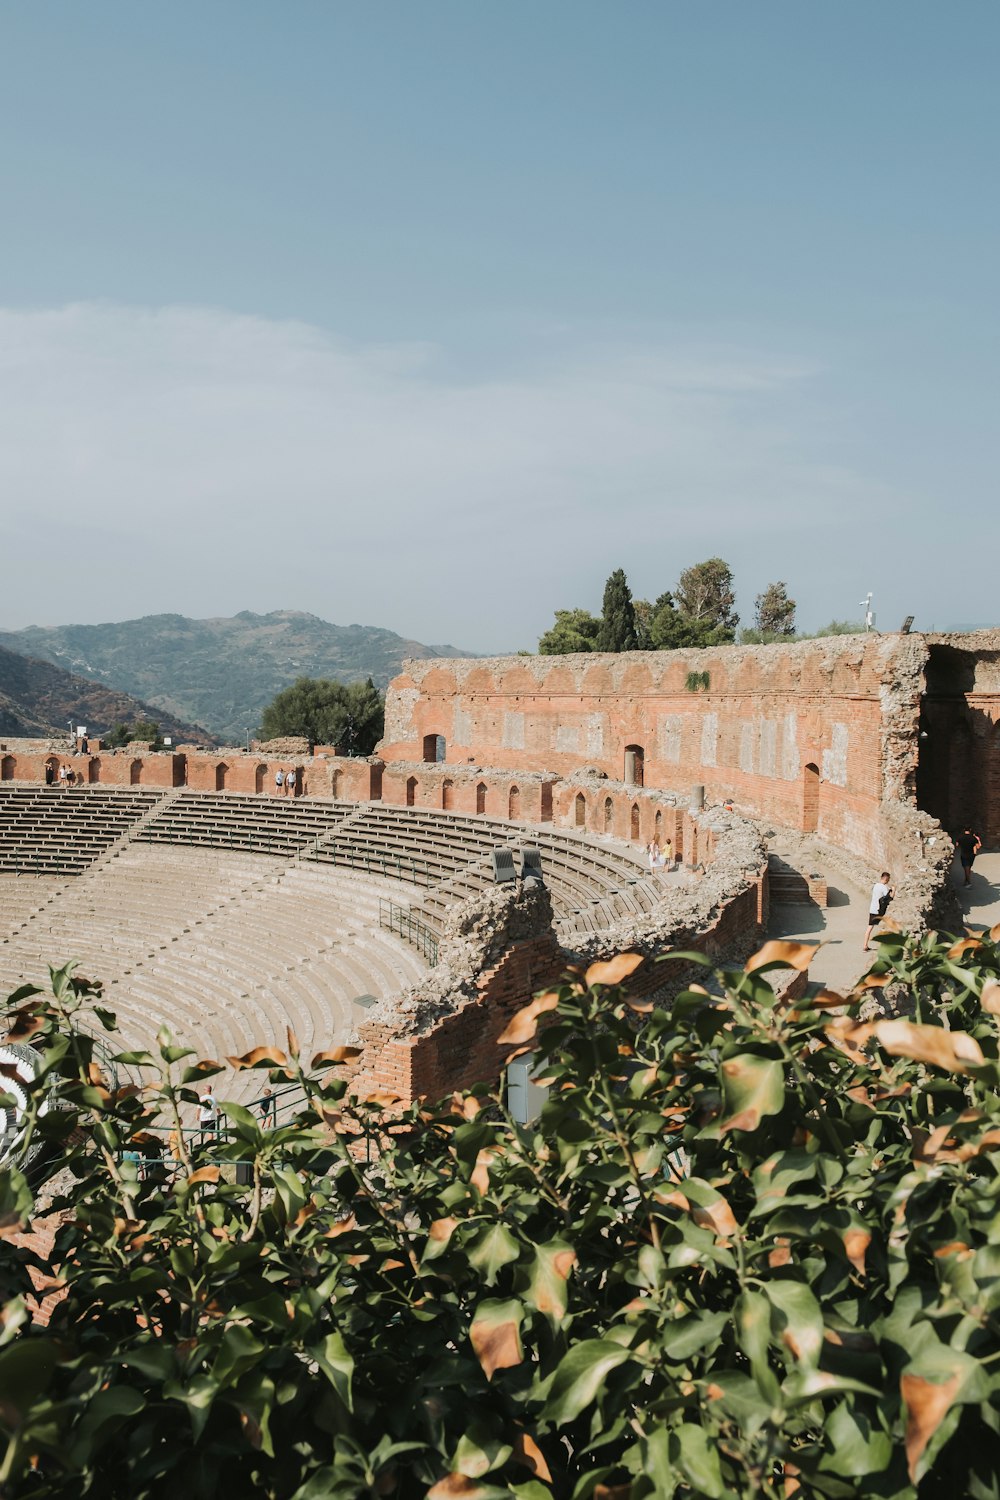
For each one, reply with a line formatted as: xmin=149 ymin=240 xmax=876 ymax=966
xmin=802 ymin=763 xmax=820 ymax=833
xmin=916 ymin=645 xmax=979 ymax=834
xmin=423 ymin=734 xmax=446 ymax=763
xmin=624 ymin=744 xmax=644 ymax=787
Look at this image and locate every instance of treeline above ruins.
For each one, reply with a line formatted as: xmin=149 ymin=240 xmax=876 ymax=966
xmin=539 ymin=562 xmax=859 ymax=654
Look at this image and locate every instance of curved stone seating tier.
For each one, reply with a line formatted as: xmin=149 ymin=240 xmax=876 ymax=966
xmin=136 ymin=790 xmax=357 ymax=859
xmin=0 ymin=787 xmax=679 ymax=1103
xmin=0 ymin=786 xmax=163 ymax=873
xmin=0 ymin=846 xmax=427 ymax=1104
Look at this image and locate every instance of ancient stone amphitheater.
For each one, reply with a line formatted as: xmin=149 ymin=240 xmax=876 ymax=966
xmin=3 ymin=629 xmax=994 ymax=1104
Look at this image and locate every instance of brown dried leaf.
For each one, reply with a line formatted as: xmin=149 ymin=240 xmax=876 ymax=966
xmin=823 ymin=1016 xmax=876 ymax=1064
xmin=843 ymin=1227 xmax=871 ymax=1274
xmin=311 ymin=1046 xmax=362 ymax=1067
xmin=496 ymin=991 xmax=561 ymax=1046
xmin=427 ymin=1477 xmax=500 ymax=1499
xmin=745 ymin=940 xmax=815 ymax=973
xmin=362 ymin=1090 xmax=403 ymax=1109
xmin=511 ymin=1430 xmax=552 ymax=1482
xmin=286 ymin=1024 xmax=300 ymax=1058
xmin=470 ymin=1149 xmax=498 ymax=1195
xmin=5 ymin=1006 xmax=45 ymax=1044
xmin=874 ymin=1020 xmax=985 ymax=1073
xmin=902 ymin=1370 xmax=964 ymax=1482
xmin=691 ymin=1194 xmax=738 ymax=1243
xmin=187 ymin=1166 xmax=221 ymax=1186
xmin=226 ymin=1046 xmax=290 ymax=1070
xmin=811 ymin=988 xmax=849 ymax=1008
xmin=769 ymin=1238 xmax=792 ymax=1269
xmin=981 ymin=980 xmax=1000 ymax=1015
xmin=585 ymin=952 xmax=644 ymax=987
xmin=469 ymin=1311 xmax=523 ymax=1379
xmin=428 ymin=1216 xmax=458 ymax=1245
xmin=855 ymin=972 xmax=890 ymax=990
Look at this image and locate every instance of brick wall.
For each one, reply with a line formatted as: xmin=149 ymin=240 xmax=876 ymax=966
xmin=378 ymin=637 xmax=935 ymax=860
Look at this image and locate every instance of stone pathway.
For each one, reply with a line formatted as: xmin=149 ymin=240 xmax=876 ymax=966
xmin=767 ymin=849 xmax=998 ymax=997
xmin=767 ymin=871 xmax=869 ymax=997
xmin=952 ymin=849 xmax=1000 ymax=934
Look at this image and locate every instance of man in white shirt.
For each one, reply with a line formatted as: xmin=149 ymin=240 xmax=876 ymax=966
xmin=198 ymin=1085 xmax=219 ymax=1142
xmin=864 ymin=871 xmax=894 ymax=951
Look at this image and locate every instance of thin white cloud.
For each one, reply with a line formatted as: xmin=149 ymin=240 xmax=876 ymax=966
xmin=0 ymin=302 xmax=895 ymax=645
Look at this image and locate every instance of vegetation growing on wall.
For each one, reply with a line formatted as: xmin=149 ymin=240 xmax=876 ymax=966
xmin=6 ymin=932 xmax=1000 ymax=1495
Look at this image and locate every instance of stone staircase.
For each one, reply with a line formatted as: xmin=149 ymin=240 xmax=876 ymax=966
xmin=767 ymin=851 xmax=827 ymax=907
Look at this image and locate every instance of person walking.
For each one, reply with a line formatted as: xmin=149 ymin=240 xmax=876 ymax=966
xmin=258 ymin=1087 xmax=276 ymax=1128
xmin=285 ymin=767 xmax=296 ymax=798
xmin=864 ymin=871 xmax=894 ymax=951
xmin=956 ymin=825 xmax=982 ymax=887
xmin=274 ymin=767 xmax=284 ymax=797
xmin=198 ymin=1085 xmax=219 ymax=1144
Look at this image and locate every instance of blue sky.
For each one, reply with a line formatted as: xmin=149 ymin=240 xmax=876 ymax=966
xmin=1 ymin=3 xmax=997 ymax=648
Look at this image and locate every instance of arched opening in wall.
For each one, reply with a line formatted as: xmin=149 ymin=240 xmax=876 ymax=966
xmin=508 ymin=785 xmax=521 ymax=820
xmin=88 ymin=759 xmax=100 ymax=785
xmin=215 ymin=763 xmax=228 ymax=792
xmin=369 ymin=765 xmax=383 ymax=800
xmin=129 ymin=760 xmax=142 ymax=786
xmin=574 ymin=792 xmax=587 ymax=828
xmin=254 ymin=764 xmax=267 ymax=794
xmin=406 ymin=776 xmax=417 ymax=808
xmin=1 ymin=756 xmax=15 ymax=781
xmin=603 ymin=797 xmax=614 ymax=833
xmin=331 ymin=769 xmax=341 ymax=799
xmin=442 ymin=779 xmax=455 ymax=811
xmin=802 ymin=763 xmax=820 ymax=834
xmin=476 ymin=781 xmax=487 ymax=814
xmin=540 ymin=783 xmax=553 ymax=822
xmin=423 ymin=734 xmax=446 ymax=763
xmin=624 ymin=744 xmax=645 ymax=787
xmin=630 ymin=803 xmax=641 ymax=840
xmin=654 ymin=809 xmax=663 ymax=842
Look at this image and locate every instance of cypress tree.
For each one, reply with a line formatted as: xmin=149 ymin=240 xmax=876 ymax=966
xmin=596 ymin=569 xmax=640 ymax=652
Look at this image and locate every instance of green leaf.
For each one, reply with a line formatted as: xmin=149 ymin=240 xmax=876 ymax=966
xmin=719 ymin=1053 xmax=785 ymax=1133
xmin=672 ymin=1423 xmax=726 ymax=1499
xmin=661 ymin=1310 xmax=729 ymax=1361
xmin=311 ymin=1331 xmax=354 ymax=1413
xmin=211 ymin=1324 xmax=266 ymax=1390
xmin=0 ymin=1339 xmax=57 ymax=1418
xmin=522 ymin=1240 xmax=576 ymax=1324
xmin=545 ymin=1340 xmax=631 ymax=1425
xmin=467 ymin=1223 xmax=520 ymax=1285
xmin=763 ymin=1280 xmax=823 ymax=1367
xmin=452 ymin=1420 xmax=514 ymax=1477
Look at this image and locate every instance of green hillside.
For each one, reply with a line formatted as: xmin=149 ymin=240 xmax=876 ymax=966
xmin=0 ymin=611 xmax=470 ymax=745
xmin=0 ymin=643 xmax=211 ymax=743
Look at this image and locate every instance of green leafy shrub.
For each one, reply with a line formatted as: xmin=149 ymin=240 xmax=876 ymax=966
xmin=4 ymin=932 xmax=1000 ymax=1496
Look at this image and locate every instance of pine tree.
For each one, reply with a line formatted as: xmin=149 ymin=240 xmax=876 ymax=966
xmin=596 ymin=569 xmax=640 ymax=652
xmin=753 ymin=581 xmax=796 ymax=638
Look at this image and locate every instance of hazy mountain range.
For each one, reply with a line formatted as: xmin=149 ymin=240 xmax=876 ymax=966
xmin=0 ymin=611 xmax=470 ymax=745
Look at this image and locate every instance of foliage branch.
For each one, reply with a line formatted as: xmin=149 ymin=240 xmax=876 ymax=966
xmin=4 ymin=930 xmax=1000 ymax=1494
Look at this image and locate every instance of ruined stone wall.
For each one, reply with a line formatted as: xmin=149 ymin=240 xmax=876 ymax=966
xmin=346 ymin=881 xmax=566 ymax=1101
xmin=379 ymin=637 xmax=932 ymax=862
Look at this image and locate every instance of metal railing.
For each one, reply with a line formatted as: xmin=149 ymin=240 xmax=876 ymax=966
xmin=378 ymin=899 xmax=439 ymax=966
